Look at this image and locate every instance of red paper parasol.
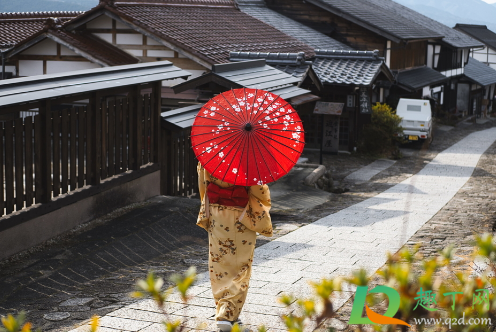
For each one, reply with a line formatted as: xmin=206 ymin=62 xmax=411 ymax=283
xmin=191 ymin=88 xmax=305 ymax=186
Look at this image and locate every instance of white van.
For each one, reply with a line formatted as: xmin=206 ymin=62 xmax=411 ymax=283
xmin=396 ymin=98 xmax=433 ymax=144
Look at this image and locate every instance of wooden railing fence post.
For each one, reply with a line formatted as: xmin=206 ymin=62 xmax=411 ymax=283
xmin=152 ymin=81 xmax=161 ymax=163
xmin=40 ymin=100 xmax=52 ymax=203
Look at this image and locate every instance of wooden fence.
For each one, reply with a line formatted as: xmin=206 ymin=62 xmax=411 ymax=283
xmin=0 ymin=92 xmax=159 ymax=216
xmin=160 ymin=128 xmax=198 ymax=197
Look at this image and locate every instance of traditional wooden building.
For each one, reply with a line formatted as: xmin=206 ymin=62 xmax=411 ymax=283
xmin=263 ymin=0 xmax=483 ymax=113
xmin=228 ymin=50 xmax=394 ymax=151
xmin=3 ymin=18 xmax=138 ymax=77
xmin=0 ymin=11 xmax=82 ymax=78
xmin=2 ymin=0 xmax=315 ymax=107
xmin=454 ymin=24 xmax=496 ymax=70
xmin=308 ymin=50 xmax=394 ymax=151
xmin=44 ymin=0 xmax=312 ymax=77
xmin=229 ymin=50 xmax=395 ymax=151
xmin=457 ymin=57 xmax=496 ymax=116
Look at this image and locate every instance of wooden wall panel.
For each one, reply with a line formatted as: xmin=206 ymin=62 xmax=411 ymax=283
xmin=390 ymin=41 xmax=427 ymax=70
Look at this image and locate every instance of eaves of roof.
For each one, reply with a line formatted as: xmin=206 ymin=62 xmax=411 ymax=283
xmin=312 ymin=50 xmax=394 ymax=86
xmin=228 ymin=51 xmax=322 ymax=89
xmin=173 ymin=60 xmax=308 ymax=93
xmin=304 ymin=0 xmax=444 ymax=43
xmin=114 ymin=0 xmax=236 ymax=7
xmin=5 ymin=27 xmax=138 ymax=67
xmin=172 ymin=72 xmax=242 ymax=93
xmin=0 ymin=61 xmax=191 ymax=107
xmin=463 ymin=57 xmax=496 ymax=87
xmin=0 ymin=11 xmax=83 ymax=19
xmin=161 ymin=104 xmax=203 ymax=130
xmin=454 ymin=24 xmax=496 ymax=51
xmin=395 ymin=66 xmax=448 ymax=91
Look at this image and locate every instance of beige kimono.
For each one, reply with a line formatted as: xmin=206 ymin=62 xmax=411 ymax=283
xmin=197 ymin=164 xmax=272 ymax=322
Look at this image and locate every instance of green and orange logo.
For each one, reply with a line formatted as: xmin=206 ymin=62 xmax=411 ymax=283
xmin=348 ymin=285 xmax=411 ymax=327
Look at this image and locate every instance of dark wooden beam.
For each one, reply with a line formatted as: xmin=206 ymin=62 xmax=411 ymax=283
xmin=18 ymin=55 xmax=90 ymax=61
xmin=86 ymin=28 xmax=137 ymax=34
xmin=116 ymin=44 xmax=169 ymax=50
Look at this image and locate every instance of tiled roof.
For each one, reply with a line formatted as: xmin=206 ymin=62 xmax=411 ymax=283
xmin=396 ymin=66 xmax=448 ymax=91
xmin=161 ymin=104 xmax=202 ymax=130
xmin=230 ymin=51 xmax=307 ymax=65
xmin=454 ymin=24 xmax=496 ymax=51
xmin=229 ymin=51 xmax=310 ymax=81
xmin=306 ymin=0 xmax=442 ymax=42
xmin=312 ymin=49 xmax=393 ymax=86
xmin=114 ymin=0 xmax=235 ymax=5
xmin=272 ymin=64 xmax=310 ymax=79
xmin=366 ymin=0 xmax=483 ymax=48
xmin=237 ymin=0 xmax=352 ymax=50
xmin=0 ymin=13 xmax=80 ymax=49
xmin=173 ymin=59 xmax=316 ymax=98
xmin=464 ymin=57 xmax=496 ymax=87
xmin=0 ymin=11 xmax=83 ymax=19
xmin=113 ymin=3 xmax=315 ymax=64
xmin=307 ymin=0 xmax=482 ymax=48
xmin=50 ymin=30 xmax=139 ymax=66
xmin=0 ymin=61 xmax=191 ymax=107
xmin=213 ymin=60 xmax=302 ymax=90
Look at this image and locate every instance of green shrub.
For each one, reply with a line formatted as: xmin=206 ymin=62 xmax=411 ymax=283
xmin=359 ymin=102 xmax=403 ymax=157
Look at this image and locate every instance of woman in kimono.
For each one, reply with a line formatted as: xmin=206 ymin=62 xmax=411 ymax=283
xmin=197 ymin=163 xmax=273 ymax=332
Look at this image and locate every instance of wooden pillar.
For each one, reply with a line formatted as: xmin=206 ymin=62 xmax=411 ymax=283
xmin=86 ymin=94 xmax=94 ymax=186
xmin=129 ymin=85 xmax=142 ymax=170
xmin=40 ymin=100 xmax=52 ymax=203
xmin=89 ymin=92 xmax=101 ymax=185
xmin=152 ymin=81 xmax=161 ymax=163
xmin=160 ymin=125 xmax=167 ymax=196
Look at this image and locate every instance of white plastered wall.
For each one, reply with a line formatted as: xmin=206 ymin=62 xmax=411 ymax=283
xmin=148 ymin=50 xmax=175 ymax=57
xmin=93 ymin=33 xmax=112 ymax=43
xmin=19 ymin=60 xmax=43 ymax=76
xmin=427 ymin=44 xmax=433 ymax=68
xmin=21 ymin=39 xmax=57 ymax=55
xmin=422 ymin=86 xmax=430 ymax=97
xmin=385 ymin=40 xmax=391 ymax=68
xmin=116 ymin=33 xmax=143 ymax=45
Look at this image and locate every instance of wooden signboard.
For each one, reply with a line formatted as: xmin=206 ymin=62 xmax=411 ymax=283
xmin=313 ymin=101 xmax=344 ymax=115
xmin=322 ymin=115 xmax=340 ymax=154
xmin=359 ymin=87 xmax=372 ymax=114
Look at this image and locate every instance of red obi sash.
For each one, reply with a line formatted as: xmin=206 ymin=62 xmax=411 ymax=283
xmin=207 ymin=182 xmax=249 ymax=207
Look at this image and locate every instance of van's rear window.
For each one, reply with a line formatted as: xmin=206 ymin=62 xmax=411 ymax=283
xmin=407 ymin=105 xmax=421 ymax=112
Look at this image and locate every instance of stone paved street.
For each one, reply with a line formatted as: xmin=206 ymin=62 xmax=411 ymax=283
xmin=68 ymin=126 xmax=496 ymax=332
